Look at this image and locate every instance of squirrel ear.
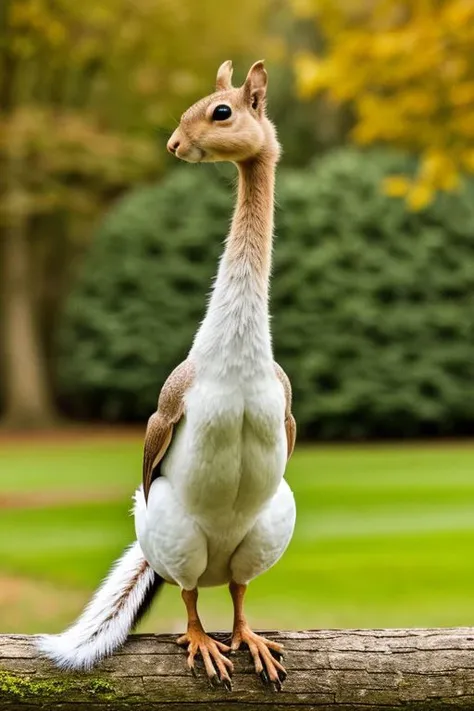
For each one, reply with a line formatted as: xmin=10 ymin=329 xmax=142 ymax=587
xmin=243 ymin=60 xmax=267 ymax=113
xmin=216 ymin=60 xmax=233 ymax=91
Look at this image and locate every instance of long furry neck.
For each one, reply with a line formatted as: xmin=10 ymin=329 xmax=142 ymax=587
xmin=192 ymin=149 xmax=277 ymax=375
xmin=225 ymin=153 xmax=276 ymax=293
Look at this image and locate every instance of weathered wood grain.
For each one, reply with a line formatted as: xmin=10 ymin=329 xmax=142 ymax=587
xmin=1 ymin=629 xmax=474 ymax=709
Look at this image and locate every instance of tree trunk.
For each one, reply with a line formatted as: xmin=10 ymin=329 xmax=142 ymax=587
xmin=1 ymin=217 xmax=57 ymax=428
xmin=1 ymin=629 xmax=474 ymax=709
xmin=0 ymin=129 xmax=57 ymax=428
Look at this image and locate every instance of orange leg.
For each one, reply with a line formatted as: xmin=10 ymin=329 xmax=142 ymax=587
xmin=229 ymin=580 xmax=287 ymax=690
xmin=177 ymin=588 xmax=233 ymax=689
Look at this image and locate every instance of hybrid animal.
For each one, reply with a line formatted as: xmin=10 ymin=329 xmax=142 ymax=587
xmin=39 ymin=60 xmax=296 ymax=690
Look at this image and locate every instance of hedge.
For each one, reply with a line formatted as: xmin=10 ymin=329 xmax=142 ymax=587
xmin=57 ymin=150 xmax=474 ymax=437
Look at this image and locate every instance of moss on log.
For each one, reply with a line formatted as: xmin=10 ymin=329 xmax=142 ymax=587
xmin=1 ymin=629 xmax=474 ymax=709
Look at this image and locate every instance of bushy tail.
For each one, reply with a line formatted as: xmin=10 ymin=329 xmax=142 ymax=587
xmin=37 ymin=541 xmax=162 ymax=670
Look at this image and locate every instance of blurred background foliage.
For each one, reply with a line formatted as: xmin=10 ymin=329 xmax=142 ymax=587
xmin=2 ymin=0 xmax=474 ymax=636
xmin=0 ymin=0 xmax=280 ymax=426
xmin=58 ymin=150 xmax=474 ymax=438
xmin=293 ymin=0 xmax=474 ymax=208
xmin=1 ymin=0 xmax=473 ymax=434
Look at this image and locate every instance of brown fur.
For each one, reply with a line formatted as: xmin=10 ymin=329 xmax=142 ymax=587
xmin=167 ymin=60 xmax=280 ymax=290
xmin=167 ymin=60 xmax=279 ymax=165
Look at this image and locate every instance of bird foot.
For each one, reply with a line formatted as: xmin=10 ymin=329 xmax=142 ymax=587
xmin=177 ymin=625 xmax=233 ymax=690
xmin=231 ymin=623 xmax=286 ymax=691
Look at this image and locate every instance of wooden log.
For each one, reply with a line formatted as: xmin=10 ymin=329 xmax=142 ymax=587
xmin=1 ymin=629 xmax=474 ymax=709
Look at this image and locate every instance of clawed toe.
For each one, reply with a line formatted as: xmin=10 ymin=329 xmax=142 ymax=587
xmin=232 ymin=624 xmax=287 ymax=690
xmin=177 ymin=628 xmax=233 ymax=689
xmin=222 ymin=676 xmax=233 ymax=691
xmin=261 ymin=670 xmax=282 ymax=692
xmin=260 ymin=667 xmax=283 ymax=692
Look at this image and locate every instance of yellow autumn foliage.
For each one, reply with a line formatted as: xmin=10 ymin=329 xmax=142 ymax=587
xmin=0 ymin=0 xmax=271 ymax=219
xmin=293 ymin=0 xmax=474 ymax=208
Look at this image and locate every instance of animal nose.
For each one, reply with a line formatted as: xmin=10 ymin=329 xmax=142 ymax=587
xmin=167 ymin=139 xmax=180 ymax=155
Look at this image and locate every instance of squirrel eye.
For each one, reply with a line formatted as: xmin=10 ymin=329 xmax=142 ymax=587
xmin=212 ymin=104 xmax=232 ymax=121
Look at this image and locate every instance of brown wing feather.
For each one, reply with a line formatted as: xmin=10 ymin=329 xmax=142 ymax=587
xmin=285 ymin=413 xmax=297 ymax=459
xmin=142 ymin=360 xmax=195 ymax=501
xmin=274 ymin=361 xmax=297 ymax=460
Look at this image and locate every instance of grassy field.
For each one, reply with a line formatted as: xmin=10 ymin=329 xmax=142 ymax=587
xmin=1 ymin=437 xmax=474 ymax=635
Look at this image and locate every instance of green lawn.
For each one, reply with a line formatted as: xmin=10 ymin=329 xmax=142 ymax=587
xmin=1 ymin=439 xmax=474 ymax=634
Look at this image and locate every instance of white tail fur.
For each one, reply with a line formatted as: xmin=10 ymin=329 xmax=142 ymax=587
xmin=37 ymin=541 xmax=161 ymax=670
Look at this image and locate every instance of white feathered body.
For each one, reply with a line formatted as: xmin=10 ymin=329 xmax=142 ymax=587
xmin=135 ymin=253 xmax=296 ymax=590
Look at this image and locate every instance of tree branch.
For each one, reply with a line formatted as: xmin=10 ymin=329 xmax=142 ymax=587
xmin=1 ymin=629 xmax=473 ymax=709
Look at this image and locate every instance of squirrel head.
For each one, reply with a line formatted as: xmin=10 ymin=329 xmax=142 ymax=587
xmin=167 ymin=60 xmax=280 ymax=164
